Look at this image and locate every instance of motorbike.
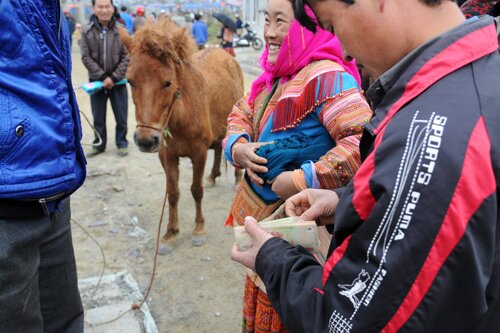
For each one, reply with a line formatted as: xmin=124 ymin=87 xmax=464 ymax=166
xmin=233 ymin=23 xmax=263 ymax=50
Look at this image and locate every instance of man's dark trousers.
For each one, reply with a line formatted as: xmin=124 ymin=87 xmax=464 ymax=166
xmin=90 ymin=84 xmax=128 ymax=151
xmin=0 ymin=198 xmax=84 ymax=333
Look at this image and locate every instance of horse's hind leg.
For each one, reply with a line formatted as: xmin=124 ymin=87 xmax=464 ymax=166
xmin=191 ymin=150 xmax=207 ymax=246
xmin=159 ymin=151 xmax=180 ymax=254
xmin=206 ymin=142 xmax=222 ymax=187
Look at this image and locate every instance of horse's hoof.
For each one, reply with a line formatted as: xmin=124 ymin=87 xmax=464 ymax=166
xmin=205 ymin=178 xmax=216 ymax=188
xmin=158 ymin=244 xmax=174 ymax=255
xmin=192 ymin=236 xmax=206 ymax=247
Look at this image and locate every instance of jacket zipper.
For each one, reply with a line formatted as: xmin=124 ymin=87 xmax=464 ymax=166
xmin=103 ymin=28 xmax=108 ymax=74
xmin=57 ymin=0 xmax=62 ymax=43
xmin=20 ymin=191 xmax=65 ymax=203
xmin=37 ymin=192 xmax=65 ymax=215
xmin=39 ymin=198 xmax=50 ymax=215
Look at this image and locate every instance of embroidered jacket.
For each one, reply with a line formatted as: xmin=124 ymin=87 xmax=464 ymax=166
xmin=255 ymin=17 xmax=500 ymax=332
xmin=223 ymin=60 xmax=371 ymax=202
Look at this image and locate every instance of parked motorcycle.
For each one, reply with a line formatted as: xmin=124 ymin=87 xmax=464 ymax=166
xmin=233 ymin=23 xmax=263 ymax=50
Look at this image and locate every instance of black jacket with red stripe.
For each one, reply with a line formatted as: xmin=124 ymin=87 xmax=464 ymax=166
xmin=256 ymin=17 xmax=500 ymax=333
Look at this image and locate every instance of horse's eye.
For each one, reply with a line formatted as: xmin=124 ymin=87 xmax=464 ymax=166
xmin=164 ymin=81 xmax=172 ymax=89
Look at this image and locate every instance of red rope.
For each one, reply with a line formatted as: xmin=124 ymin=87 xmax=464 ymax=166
xmin=132 ymin=173 xmax=169 ymax=310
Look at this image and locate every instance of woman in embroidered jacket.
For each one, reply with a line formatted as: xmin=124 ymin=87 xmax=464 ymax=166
xmin=223 ymin=0 xmax=371 ymax=332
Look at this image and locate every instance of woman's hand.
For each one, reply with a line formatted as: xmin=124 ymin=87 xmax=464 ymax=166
xmin=231 ymin=216 xmax=274 ymax=271
xmin=271 ymin=171 xmax=298 ymax=200
xmin=232 ymin=142 xmax=269 ymax=186
xmin=284 ymin=189 xmax=339 ymax=226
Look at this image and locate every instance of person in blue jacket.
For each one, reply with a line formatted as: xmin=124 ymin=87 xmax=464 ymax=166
xmin=120 ymin=5 xmax=134 ymax=34
xmin=192 ymin=13 xmax=208 ymax=50
xmin=0 ymin=1 xmax=86 ymax=332
xmin=65 ymin=9 xmax=76 ymax=46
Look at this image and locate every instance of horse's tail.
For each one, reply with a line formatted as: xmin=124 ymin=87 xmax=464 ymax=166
xmin=223 ymin=155 xmax=228 ymax=174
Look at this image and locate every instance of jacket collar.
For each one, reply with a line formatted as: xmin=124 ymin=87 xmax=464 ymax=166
xmin=90 ymin=15 xmax=116 ymax=32
xmin=366 ymin=35 xmax=436 ymax=110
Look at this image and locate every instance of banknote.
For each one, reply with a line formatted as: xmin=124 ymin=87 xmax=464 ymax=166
xmin=234 ymin=217 xmax=319 ymax=251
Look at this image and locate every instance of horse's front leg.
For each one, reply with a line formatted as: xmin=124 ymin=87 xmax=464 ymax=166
xmin=159 ymin=150 xmax=180 ymax=254
xmin=190 ymin=149 xmax=207 ymax=246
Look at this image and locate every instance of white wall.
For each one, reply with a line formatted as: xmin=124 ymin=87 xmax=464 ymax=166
xmin=242 ymin=0 xmax=266 ymax=41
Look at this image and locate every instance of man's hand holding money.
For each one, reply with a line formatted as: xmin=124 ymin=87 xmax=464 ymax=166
xmin=231 ymin=216 xmax=274 ymax=271
xmin=284 ymin=189 xmax=339 ymax=226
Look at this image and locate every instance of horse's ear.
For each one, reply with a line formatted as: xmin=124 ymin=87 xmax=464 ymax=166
xmin=117 ymin=26 xmax=134 ymax=53
xmin=170 ymin=27 xmax=196 ymax=62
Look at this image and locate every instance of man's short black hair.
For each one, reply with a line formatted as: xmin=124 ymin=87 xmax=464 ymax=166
xmin=293 ymin=0 xmax=453 ymax=32
xmin=120 ymin=5 xmax=127 ymax=11
xmin=91 ymin=0 xmax=114 ymax=6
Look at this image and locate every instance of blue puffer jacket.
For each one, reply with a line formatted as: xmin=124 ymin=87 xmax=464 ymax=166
xmin=0 ymin=0 xmax=86 ymax=200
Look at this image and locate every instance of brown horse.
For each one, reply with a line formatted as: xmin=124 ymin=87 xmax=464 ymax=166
xmin=119 ymin=18 xmax=243 ymax=252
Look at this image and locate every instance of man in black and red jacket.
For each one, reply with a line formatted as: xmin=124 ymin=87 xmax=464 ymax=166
xmin=231 ymin=0 xmax=500 ymax=332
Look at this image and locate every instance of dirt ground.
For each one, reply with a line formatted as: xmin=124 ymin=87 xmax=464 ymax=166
xmin=70 ymin=46 xmax=258 ymax=333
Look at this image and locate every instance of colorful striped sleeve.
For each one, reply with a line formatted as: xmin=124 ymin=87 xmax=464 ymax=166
xmin=303 ymin=72 xmax=372 ymax=189
xmin=223 ymin=95 xmax=255 ymax=163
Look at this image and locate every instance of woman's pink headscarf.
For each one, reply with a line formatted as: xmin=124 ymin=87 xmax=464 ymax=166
xmin=248 ymin=5 xmax=361 ymax=105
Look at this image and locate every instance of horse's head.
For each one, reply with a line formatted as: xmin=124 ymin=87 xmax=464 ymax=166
xmin=118 ymin=18 xmax=197 ymax=153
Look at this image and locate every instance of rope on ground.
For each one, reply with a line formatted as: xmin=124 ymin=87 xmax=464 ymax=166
xmin=79 ymin=109 xmax=103 ymax=147
xmin=74 ymin=176 xmax=169 ymax=327
xmin=71 ymin=218 xmax=106 ymax=295
xmin=72 ymin=217 xmax=135 ymax=328
xmin=132 ymin=174 xmax=169 ymax=310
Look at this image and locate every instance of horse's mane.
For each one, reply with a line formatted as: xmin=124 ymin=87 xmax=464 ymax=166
xmin=132 ymin=17 xmax=197 ymax=65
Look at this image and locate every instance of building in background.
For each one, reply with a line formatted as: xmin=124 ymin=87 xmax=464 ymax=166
xmin=241 ymin=0 xmax=264 ymax=41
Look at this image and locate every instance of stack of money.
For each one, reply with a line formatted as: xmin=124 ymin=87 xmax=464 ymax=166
xmin=234 ymin=217 xmax=319 ymax=252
